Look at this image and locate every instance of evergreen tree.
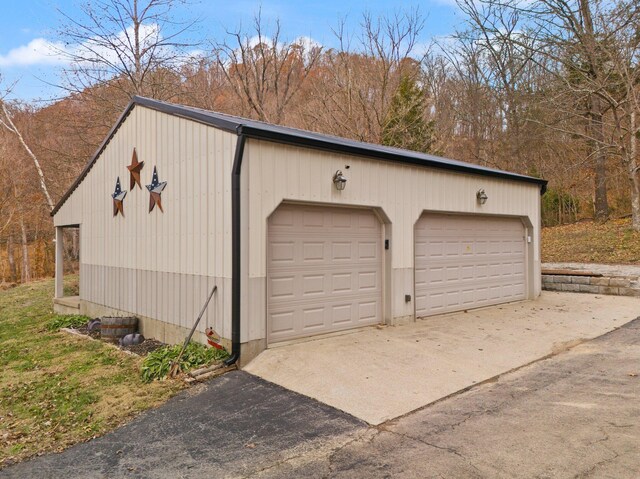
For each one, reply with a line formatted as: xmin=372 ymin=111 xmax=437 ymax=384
xmin=381 ymin=75 xmax=436 ymax=153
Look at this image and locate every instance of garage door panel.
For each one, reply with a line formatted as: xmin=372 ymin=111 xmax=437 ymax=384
xmin=269 ymin=275 xmax=296 ymax=300
xmin=359 ymin=301 xmax=378 ymax=321
xmin=358 ymin=271 xmax=378 ymax=290
xmin=302 ymin=242 xmax=325 ymax=261
xmin=358 ymin=241 xmax=378 ymax=260
xmin=302 ymin=274 xmax=325 ymax=296
xmin=415 ymin=214 xmax=526 ymax=317
xmin=331 ymin=272 xmax=352 ymax=293
xmin=268 ymin=204 xmax=383 ymax=343
xmin=270 ymin=241 xmax=295 ymax=263
xmin=302 ymin=210 xmax=324 ymax=227
xmin=271 ymin=311 xmax=295 ymax=335
xmin=332 ymin=242 xmax=352 ymax=260
xmin=302 ymin=307 xmax=325 ymax=329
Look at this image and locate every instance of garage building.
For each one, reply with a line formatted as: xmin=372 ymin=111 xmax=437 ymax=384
xmin=52 ymin=97 xmax=547 ymax=365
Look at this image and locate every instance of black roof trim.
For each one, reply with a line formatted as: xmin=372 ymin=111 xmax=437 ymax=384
xmin=51 ymin=101 xmax=137 ymax=216
xmin=52 ymin=96 xmax=547 ymax=216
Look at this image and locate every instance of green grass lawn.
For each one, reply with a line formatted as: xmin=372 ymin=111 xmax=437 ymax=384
xmin=542 ymin=218 xmax=640 ymax=264
xmin=0 ymin=277 xmax=183 ymax=466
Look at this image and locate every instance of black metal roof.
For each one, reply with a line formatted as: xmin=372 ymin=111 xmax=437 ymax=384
xmin=51 ymin=96 xmax=547 ymax=216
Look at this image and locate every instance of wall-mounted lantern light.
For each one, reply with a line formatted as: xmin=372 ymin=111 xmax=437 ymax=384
xmin=476 ymin=188 xmax=488 ymax=205
xmin=333 ymin=170 xmax=347 ymax=191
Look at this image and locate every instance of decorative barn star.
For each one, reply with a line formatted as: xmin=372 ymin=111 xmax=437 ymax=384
xmin=112 ymin=177 xmax=127 ymax=217
xmin=127 ymin=148 xmax=144 ymax=190
xmin=146 ymin=166 xmax=167 ymax=213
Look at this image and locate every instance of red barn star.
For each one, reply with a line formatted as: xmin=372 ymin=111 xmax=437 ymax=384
xmin=127 ymin=148 xmax=144 ymax=190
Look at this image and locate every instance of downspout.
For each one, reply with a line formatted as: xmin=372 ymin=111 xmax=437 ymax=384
xmin=224 ymin=130 xmax=246 ymax=366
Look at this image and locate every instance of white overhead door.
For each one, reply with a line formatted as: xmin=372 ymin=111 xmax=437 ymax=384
xmin=415 ymin=213 xmax=526 ymax=317
xmin=267 ymin=204 xmax=383 ymax=343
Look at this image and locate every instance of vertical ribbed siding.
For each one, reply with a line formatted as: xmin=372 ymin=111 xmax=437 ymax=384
xmin=54 ymin=109 xmax=542 ymax=346
xmin=54 ymin=106 xmax=236 ymax=339
xmin=243 ymin=138 xmax=542 ymax=341
xmin=244 ymin=139 xmax=541 ymax=275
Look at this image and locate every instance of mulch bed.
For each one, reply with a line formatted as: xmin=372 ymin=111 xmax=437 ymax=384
xmin=71 ymin=322 xmax=165 ymax=356
xmin=120 ymin=338 xmax=165 ymax=356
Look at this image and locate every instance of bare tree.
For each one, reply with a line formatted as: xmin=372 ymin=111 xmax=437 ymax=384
xmin=304 ymin=9 xmax=426 ymax=143
xmin=0 ymin=84 xmax=55 ymax=211
xmin=454 ymin=0 xmax=640 ymax=224
xmin=0 ymin=138 xmax=16 ymax=234
xmin=213 ymin=11 xmax=323 ymax=124
xmin=58 ymin=0 xmax=199 ymax=109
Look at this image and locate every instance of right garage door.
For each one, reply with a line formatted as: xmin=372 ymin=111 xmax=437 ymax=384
xmin=415 ymin=213 xmax=526 ymax=317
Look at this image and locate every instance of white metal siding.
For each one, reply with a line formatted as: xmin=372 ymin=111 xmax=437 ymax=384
xmin=244 ymin=138 xmax=542 ymax=341
xmin=53 ymin=106 xmax=236 ymax=339
xmin=267 ymin=204 xmax=383 ymax=342
xmin=415 ymin=214 xmax=526 ymax=317
xmin=54 ymin=110 xmax=543 ymax=348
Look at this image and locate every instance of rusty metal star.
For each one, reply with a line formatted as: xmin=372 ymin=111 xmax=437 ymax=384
xmin=112 ymin=177 xmax=127 ymax=217
xmin=146 ymin=166 xmax=167 ymax=213
xmin=127 ymin=148 xmax=145 ymax=190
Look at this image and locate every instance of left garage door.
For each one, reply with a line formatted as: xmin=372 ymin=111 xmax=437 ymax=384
xmin=267 ymin=204 xmax=383 ymax=343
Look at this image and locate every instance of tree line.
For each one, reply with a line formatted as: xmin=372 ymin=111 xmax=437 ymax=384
xmin=1 ymin=0 xmax=639 ymax=284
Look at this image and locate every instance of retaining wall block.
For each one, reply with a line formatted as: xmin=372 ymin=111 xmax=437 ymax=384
xmin=571 ymin=276 xmax=591 ymax=285
xmin=543 ymin=283 xmax=562 ymax=291
xmin=542 ymin=275 xmax=554 ymax=283
xmin=590 ymin=277 xmax=610 ymax=286
xmin=561 ymin=283 xmax=580 ymax=292
xmin=599 ymin=286 xmax=620 ymax=295
xmin=578 ymin=284 xmax=600 ymax=294
xmin=619 ymin=287 xmax=640 ymax=297
xmin=610 ymin=278 xmax=631 ymax=288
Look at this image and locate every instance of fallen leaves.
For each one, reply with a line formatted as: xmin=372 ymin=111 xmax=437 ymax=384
xmin=542 ymin=218 xmax=640 ymax=264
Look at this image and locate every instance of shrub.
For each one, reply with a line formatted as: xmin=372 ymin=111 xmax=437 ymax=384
xmin=46 ymin=315 xmax=90 ymax=331
xmin=140 ymin=342 xmax=228 ymax=383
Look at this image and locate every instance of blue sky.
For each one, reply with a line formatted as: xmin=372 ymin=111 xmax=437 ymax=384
xmin=0 ymin=0 xmax=461 ymax=103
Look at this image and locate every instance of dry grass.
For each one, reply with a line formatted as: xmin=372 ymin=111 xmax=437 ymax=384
xmin=542 ymin=218 xmax=640 ymax=264
xmin=0 ymin=277 xmax=184 ymax=467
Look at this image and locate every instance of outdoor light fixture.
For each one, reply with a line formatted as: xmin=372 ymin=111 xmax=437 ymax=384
xmin=333 ymin=170 xmax=347 ymax=191
xmin=476 ymin=188 xmax=488 ymax=205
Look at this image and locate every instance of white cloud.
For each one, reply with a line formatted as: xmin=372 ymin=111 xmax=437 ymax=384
xmin=0 ymin=38 xmax=68 ymax=67
xmin=293 ymin=36 xmax=322 ymax=51
xmin=0 ymin=23 xmax=175 ymax=70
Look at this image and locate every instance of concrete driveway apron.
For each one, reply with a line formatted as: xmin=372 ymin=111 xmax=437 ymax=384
xmin=245 ymin=291 xmax=640 ymax=425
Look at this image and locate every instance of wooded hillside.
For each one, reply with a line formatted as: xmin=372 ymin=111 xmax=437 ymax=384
xmin=1 ymin=0 xmax=639 ymax=284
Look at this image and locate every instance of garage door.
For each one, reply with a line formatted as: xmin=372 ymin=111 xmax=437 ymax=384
xmin=267 ymin=204 xmax=383 ymax=343
xmin=415 ymin=213 xmax=526 ymax=317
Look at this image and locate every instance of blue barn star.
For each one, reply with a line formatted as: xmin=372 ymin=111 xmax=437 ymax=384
xmin=112 ymin=177 xmax=127 ymax=217
xmin=146 ymin=166 xmax=167 ymax=213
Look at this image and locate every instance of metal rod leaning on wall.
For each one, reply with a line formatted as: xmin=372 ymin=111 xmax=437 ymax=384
xmin=169 ymin=285 xmax=218 ymax=377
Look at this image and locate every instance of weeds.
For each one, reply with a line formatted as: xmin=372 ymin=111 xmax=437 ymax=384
xmin=141 ymin=342 xmax=229 ymax=382
xmin=45 ymin=315 xmax=90 ymax=331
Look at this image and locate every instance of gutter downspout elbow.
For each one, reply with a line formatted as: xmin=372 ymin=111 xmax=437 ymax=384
xmin=224 ymin=130 xmax=246 ymax=366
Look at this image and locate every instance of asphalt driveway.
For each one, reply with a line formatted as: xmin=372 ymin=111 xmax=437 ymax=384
xmin=3 ymin=307 xmax=639 ymax=478
xmin=257 ymin=318 xmax=640 ymax=479
xmin=0 ymin=372 xmax=366 ymax=479
xmin=245 ymin=292 xmax=640 ymax=424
